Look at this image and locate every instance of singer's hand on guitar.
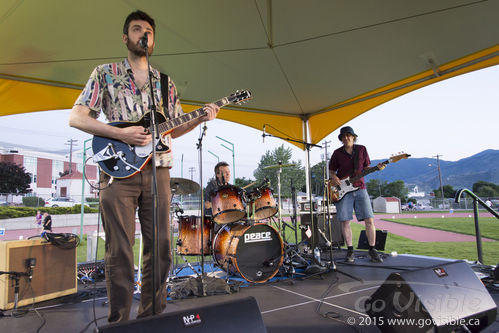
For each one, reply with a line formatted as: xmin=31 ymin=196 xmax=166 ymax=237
xmin=200 ymin=103 xmax=220 ymax=122
xmin=377 ymin=163 xmax=386 ymax=171
xmin=119 ymin=126 xmax=152 ymax=146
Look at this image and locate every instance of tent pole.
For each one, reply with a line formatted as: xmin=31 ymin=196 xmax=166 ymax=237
xmin=303 ymin=119 xmax=317 ymax=248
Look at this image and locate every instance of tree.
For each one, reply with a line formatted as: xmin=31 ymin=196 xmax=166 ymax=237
xmin=0 ymin=162 xmax=32 ymax=194
xmin=384 ymin=180 xmax=409 ymax=202
xmin=433 ymin=184 xmax=456 ymax=198
xmin=366 ymin=179 xmax=409 ymax=202
xmin=472 ymin=181 xmax=499 ymax=197
xmin=310 ymin=161 xmax=327 ymax=196
xmin=253 ymin=145 xmax=305 ymax=197
xmin=366 ymin=179 xmax=387 ymax=198
xmin=234 ymin=177 xmax=254 ymax=188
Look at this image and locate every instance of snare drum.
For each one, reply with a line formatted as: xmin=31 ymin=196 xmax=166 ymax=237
xmin=212 ymin=223 xmax=283 ymax=283
xmin=210 ymin=185 xmax=246 ymax=224
xmin=249 ymin=187 xmax=278 ymax=220
xmin=176 ymin=215 xmax=213 ymax=255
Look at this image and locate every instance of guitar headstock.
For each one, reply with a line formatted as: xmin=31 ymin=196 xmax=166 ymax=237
xmin=389 ymin=152 xmax=411 ymax=163
xmin=228 ymin=90 xmax=252 ymax=105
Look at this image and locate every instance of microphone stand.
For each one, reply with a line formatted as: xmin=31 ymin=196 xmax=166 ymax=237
xmin=197 ymin=123 xmax=208 ymax=296
xmin=0 ymin=271 xmax=30 ymax=312
xmin=262 ymin=130 xmax=321 ymax=249
xmin=142 ymin=38 xmax=161 ymax=315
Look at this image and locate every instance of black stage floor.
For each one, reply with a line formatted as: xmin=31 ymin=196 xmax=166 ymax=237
xmin=1 ymin=250 xmax=498 ymax=332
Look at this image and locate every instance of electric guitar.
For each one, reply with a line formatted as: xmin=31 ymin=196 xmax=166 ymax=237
xmin=328 ymin=153 xmax=410 ymax=203
xmin=92 ymin=90 xmax=252 ymax=178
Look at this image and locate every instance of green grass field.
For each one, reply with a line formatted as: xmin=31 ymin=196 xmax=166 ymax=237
xmin=352 ymin=217 xmax=499 ymax=266
xmin=76 ymin=217 xmax=499 ymax=267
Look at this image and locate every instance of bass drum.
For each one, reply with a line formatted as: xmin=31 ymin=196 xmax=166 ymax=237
xmin=212 ymin=223 xmax=283 ymax=283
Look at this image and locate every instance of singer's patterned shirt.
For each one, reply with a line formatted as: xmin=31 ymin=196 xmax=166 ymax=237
xmin=75 ymin=58 xmax=184 ymax=168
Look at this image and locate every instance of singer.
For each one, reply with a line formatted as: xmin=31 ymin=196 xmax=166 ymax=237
xmin=69 ymin=10 xmax=220 ymax=323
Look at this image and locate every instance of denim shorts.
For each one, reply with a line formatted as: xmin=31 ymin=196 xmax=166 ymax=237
xmin=335 ymin=189 xmax=374 ymax=222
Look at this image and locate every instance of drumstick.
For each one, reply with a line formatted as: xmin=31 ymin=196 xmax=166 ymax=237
xmin=241 ymin=181 xmax=257 ymax=190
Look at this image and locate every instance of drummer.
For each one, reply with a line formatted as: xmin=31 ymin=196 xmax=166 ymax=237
xmin=204 ymin=161 xmax=231 ymax=218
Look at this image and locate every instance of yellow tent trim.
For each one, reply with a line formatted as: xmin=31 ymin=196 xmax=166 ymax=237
xmin=1 ymin=45 xmax=498 ymax=150
xmin=308 ymin=45 xmax=499 ymax=145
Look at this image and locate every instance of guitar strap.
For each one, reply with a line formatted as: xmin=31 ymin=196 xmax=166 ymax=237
xmin=160 ymin=72 xmax=170 ymax=119
xmin=352 ymin=144 xmax=359 ymax=177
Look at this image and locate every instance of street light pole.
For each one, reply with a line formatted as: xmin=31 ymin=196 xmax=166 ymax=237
xmin=80 ymin=138 xmax=92 ymax=238
xmin=216 ymin=136 xmax=235 ymax=183
xmin=208 ymin=150 xmax=220 ymax=162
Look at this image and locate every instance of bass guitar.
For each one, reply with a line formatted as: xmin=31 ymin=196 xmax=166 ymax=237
xmin=328 ymin=153 xmax=410 ymax=203
xmin=92 ymin=90 xmax=251 ymax=178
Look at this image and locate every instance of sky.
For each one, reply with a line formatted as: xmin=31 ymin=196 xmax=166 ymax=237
xmin=0 ymin=65 xmax=498 ymax=187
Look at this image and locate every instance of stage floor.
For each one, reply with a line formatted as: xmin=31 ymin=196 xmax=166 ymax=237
xmin=1 ymin=250 xmax=498 ymax=332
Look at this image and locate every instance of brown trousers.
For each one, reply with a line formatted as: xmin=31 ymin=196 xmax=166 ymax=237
xmin=99 ymin=163 xmax=171 ymax=322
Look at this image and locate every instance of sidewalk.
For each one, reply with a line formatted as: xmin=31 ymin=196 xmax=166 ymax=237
xmin=364 ymin=212 xmax=496 ymax=243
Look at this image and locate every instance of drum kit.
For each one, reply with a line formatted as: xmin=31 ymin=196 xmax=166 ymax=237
xmin=170 ymin=176 xmax=285 ymax=284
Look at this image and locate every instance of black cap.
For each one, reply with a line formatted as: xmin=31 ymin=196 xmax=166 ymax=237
xmin=338 ymin=126 xmax=357 ymax=140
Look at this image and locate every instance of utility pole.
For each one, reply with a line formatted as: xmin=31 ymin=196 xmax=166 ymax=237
xmin=188 ymin=167 xmax=195 ymax=181
xmin=433 ymin=154 xmax=445 ymax=207
xmin=322 ymin=140 xmax=331 ymax=179
xmin=65 ymin=139 xmax=78 ymax=174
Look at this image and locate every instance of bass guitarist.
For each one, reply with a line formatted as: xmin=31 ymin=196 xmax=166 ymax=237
xmin=69 ymin=10 xmax=219 ymax=323
xmin=328 ymin=126 xmax=385 ymax=264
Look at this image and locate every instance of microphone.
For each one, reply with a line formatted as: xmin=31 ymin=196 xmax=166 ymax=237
xmin=318 ymin=228 xmax=332 ymax=247
xmin=262 ymin=125 xmax=266 ymax=143
xmin=139 ymin=32 xmax=148 ymax=49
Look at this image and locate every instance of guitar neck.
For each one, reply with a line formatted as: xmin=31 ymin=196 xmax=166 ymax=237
xmin=157 ymin=97 xmax=229 ymax=134
xmin=351 ymin=159 xmax=389 ymax=182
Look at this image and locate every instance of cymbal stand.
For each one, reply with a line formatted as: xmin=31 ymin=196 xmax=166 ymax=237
xmin=282 ymin=178 xmax=299 ymax=245
xmin=277 ymin=161 xmax=283 ymax=233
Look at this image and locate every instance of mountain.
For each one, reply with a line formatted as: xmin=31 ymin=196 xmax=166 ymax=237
xmin=365 ymin=149 xmax=499 ymax=192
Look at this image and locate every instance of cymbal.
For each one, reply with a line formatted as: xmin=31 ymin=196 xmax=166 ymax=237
xmin=170 ymin=177 xmax=200 ymax=195
xmin=263 ymin=163 xmax=296 ymax=170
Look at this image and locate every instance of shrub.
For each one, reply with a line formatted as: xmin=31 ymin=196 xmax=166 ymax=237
xmin=22 ymin=196 xmax=45 ymax=207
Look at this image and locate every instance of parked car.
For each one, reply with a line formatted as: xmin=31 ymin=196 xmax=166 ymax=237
xmin=45 ymin=197 xmax=82 ymax=207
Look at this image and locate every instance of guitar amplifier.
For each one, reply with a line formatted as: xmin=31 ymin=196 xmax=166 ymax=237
xmin=0 ymin=238 xmax=77 ymax=310
xmin=300 ymin=213 xmax=344 ymax=249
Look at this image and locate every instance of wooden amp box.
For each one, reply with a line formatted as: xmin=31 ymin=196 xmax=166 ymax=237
xmin=0 ymin=238 xmax=77 ymax=310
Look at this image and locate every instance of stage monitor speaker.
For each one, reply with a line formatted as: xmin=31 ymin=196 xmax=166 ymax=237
xmin=357 ymin=230 xmax=387 ymax=251
xmin=300 ymin=213 xmax=344 ymax=249
xmin=0 ymin=238 xmax=77 ymax=310
xmin=366 ymin=261 xmax=497 ymax=333
xmin=98 ymin=296 xmax=266 ymax=332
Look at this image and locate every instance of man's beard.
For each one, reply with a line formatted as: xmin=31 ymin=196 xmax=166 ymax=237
xmin=127 ymin=39 xmax=154 ymax=57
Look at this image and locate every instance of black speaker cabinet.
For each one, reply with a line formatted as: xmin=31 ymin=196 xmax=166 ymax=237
xmin=0 ymin=238 xmax=77 ymax=310
xmin=366 ymin=261 xmax=497 ymax=333
xmin=300 ymin=213 xmax=344 ymax=249
xmin=357 ymin=229 xmax=387 ymax=251
xmin=98 ymin=296 xmax=266 ymax=332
